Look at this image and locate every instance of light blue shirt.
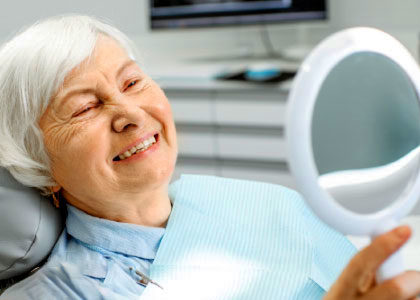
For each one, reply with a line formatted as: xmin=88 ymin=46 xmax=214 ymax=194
xmin=1 ymin=203 xmax=165 ymax=299
xmin=1 ymin=175 xmax=356 ymax=299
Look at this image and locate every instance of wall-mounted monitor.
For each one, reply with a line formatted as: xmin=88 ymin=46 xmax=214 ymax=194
xmin=150 ymin=0 xmax=327 ymax=30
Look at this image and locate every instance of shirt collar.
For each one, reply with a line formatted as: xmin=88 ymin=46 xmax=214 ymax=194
xmin=66 ymin=204 xmax=165 ymax=259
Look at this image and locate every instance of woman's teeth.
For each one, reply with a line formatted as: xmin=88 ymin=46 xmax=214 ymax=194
xmin=118 ymin=135 xmax=156 ymax=161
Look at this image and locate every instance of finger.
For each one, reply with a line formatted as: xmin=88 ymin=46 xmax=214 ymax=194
xmin=360 ymin=270 xmax=420 ymax=300
xmin=357 ymin=270 xmax=375 ymax=294
xmin=343 ymin=225 xmax=411 ymax=285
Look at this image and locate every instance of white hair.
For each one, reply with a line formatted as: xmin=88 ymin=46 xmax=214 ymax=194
xmin=0 ymin=15 xmax=140 ymax=194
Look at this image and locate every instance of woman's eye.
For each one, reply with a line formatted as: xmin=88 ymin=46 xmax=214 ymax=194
xmin=126 ymin=80 xmax=137 ymax=89
xmin=73 ymin=105 xmax=94 ymax=117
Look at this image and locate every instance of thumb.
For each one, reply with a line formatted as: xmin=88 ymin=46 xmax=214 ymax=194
xmin=342 ymin=225 xmax=411 ymax=293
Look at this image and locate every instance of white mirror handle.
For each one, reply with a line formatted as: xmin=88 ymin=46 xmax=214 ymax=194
xmin=375 ymin=248 xmax=405 ymax=283
xmin=371 ymin=219 xmax=405 ymax=283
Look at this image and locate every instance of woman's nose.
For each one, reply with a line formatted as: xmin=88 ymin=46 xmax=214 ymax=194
xmin=111 ymin=104 xmax=145 ymax=133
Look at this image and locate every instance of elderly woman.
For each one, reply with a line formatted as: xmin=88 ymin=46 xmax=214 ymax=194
xmin=0 ymin=15 xmax=419 ymax=300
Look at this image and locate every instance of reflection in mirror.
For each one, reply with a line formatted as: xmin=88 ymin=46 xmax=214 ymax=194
xmin=311 ymin=52 xmax=420 ymax=214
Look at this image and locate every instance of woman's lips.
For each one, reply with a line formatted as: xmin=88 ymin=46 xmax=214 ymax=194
xmin=113 ymin=133 xmax=160 ymax=163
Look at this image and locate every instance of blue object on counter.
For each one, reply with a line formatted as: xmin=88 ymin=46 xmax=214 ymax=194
xmin=245 ymin=68 xmax=282 ymax=81
xmin=215 ymin=64 xmax=295 ymax=83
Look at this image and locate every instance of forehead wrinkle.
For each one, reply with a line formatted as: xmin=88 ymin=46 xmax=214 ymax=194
xmin=91 ymin=36 xmax=136 ymax=82
xmin=60 ymin=55 xmax=92 ymax=89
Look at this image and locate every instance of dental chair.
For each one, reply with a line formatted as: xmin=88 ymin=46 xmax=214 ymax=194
xmin=0 ymin=167 xmax=64 ymax=293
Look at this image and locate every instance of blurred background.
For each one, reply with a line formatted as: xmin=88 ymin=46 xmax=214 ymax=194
xmin=1 ymin=0 xmax=419 ymax=190
xmin=2 ymin=1 xmax=420 ymax=64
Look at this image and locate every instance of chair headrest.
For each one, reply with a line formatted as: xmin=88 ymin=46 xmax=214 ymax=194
xmin=0 ymin=167 xmax=64 ymax=280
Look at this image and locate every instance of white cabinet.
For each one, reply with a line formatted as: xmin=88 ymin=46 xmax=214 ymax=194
xmin=217 ymin=131 xmax=287 ymax=162
xmin=214 ymin=90 xmax=288 ymax=127
xmin=177 ymin=130 xmax=216 ymax=157
xmin=160 ymin=78 xmax=296 ymax=189
xmin=169 ymin=90 xmax=214 ymax=124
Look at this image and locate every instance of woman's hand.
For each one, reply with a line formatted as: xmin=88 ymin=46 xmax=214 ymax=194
xmin=324 ymin=226 xmax=420 ymax=300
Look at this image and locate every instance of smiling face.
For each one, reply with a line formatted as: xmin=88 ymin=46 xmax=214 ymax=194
xmin=40 ymin=35 xmax=178 ymax=219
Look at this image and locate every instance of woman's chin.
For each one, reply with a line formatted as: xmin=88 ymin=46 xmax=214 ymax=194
xmin=118 ymin=160 xmax=175 ymax=187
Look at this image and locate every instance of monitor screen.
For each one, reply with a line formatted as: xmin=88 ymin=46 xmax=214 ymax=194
xmin=150 ymin=0 xmax=327 ymax=29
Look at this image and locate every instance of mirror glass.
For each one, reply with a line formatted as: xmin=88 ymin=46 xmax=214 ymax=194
xmin=312 ymin=52 xmax=420 ymax=214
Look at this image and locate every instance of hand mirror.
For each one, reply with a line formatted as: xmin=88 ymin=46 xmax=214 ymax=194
xmin=287 ymin=27 xmax=420 ymax=283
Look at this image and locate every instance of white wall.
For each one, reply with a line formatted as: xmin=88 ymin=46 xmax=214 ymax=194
xmin=1 ymin=0 xmax=420 ymax=66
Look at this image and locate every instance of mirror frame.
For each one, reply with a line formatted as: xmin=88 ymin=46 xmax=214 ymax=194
xmin=287 ymin=27 xmax=420 ymax=236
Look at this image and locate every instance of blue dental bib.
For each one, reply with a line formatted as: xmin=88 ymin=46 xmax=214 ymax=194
xmin=141 ymin=175 xmax=356 ymax=299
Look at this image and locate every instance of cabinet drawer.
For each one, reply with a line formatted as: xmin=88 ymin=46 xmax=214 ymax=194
xmin=171 ymin=99 xmax=213 ymax=124
xmin=215 ymin=99 xmax=286 ymax=127
xmin=217 ymin=132 xmax=287 ymax=162
xmin=177 ymin=131 xmax=216 ymax=157
xmin=215 ymin=90 xmax=287 ymax=127
xmin=166 ymin=90 xmax=213 ymax=124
